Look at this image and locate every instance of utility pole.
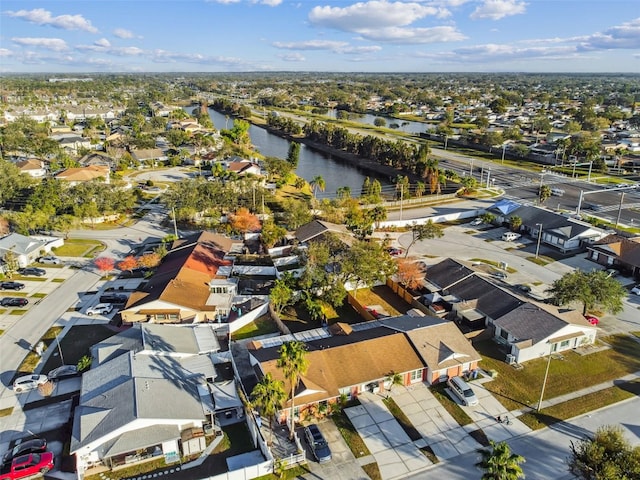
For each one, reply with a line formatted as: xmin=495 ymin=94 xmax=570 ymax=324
xmin=501 ymin=143 xmax=506 ymax=165
xmin=587 ymin=161 xmax=593 ymax=182
xmin=615 ymin=192 xmax=625 ymax=228
xmin=399 ymin=184 xmax=404 ymax=221
xmin=486 ymin=169 xmax=491 ymax=188
xmin=538 ymin=346 xmax=553 ymax=412
xmin=535 ymin=224 xmax=543 ymax=259
xmin=172 ymin=206 xmax=178 ymax=239
xmin=55 ymin=330 xmax=65 ymax=365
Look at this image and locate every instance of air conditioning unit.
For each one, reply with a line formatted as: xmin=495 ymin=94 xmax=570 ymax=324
xmin=506 ymin=354 xmax=516 ymax=365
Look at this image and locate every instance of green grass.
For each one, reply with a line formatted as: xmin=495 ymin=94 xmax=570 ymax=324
xmin=383 ymin=397 xmax=422 ymax=441
xmin=253 ymin=464 xmax=312 ymax=480
xmin=52 ymin=239 xmax=104 ymax=257
xmin=231 ymin=315 xmax=279 ymax=340
xmin=332 ymin=408 xmax=371 ymax=458
xmin=469 ymin=258 xmax=517 ymax=273
xmin=0 ymin=407 xmax=14 ymax=417
xmin=475 ymin=335 xmax=640 ymax=411
xmin=526 ymin=256 xmax=554 ymax=266
xmin=52 ymin=278 xmax=65 ymax=283
xmin=13 ymin=275 xmax=47 ymax=282
xmin=362 ymin=463 xmax=382 ymax=480
xmin=30 ymin=293 xmax=47 ymax=298
xmin=8 ymin=309 xmax=28 ymax=315
xmin=518 ymin=380 xmax=640 ymax=430
xmin=17 ymin=326 xmax=64 ymax=374
xmin=430 ymin=383 xmax=474 ymax=426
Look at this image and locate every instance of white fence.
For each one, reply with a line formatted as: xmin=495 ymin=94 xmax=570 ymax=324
xmin=377 ymin=208 xmax=485 ymax=229
xmin=228 ymin=300 xmax=270 ymax=334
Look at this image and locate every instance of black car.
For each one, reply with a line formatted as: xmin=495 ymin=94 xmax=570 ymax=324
xmin=99 ymin=293 xmax=128 ymax=304
xmin=1 ymin=297 xmax=29 ymax=307
xmin=2 ymin=438 xmax=47 ymax=465
xmin=0 ymin=281 xmax=25 ymax=291
xmin=18 ymin=267 xmax=46 ymax=277
xmin=304 ymin=424 xmax=332 ymax=463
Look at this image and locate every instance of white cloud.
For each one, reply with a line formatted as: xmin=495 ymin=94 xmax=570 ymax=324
xmin=357 ymin=25 xmax=466 ymax=43
xmin=309 ymin=1 xmax=442 ymax=31
xmin=278 ymin=53 xmax=306 ymax=62
xmin=273 ymin=40 xmax=349 ymax=50
xmin=11 ymin=37 xmax=68 ymax=51
xmin=113 ymin=28 xmax=136 ymax=39
xmin=206 ymin=0 xmax=242 ymax=3
xmin=339 ymin=45 xmax=383 ymax=54
xmin=578 ymin=17 xmax=640 ymax=50
xmin=470 ymin=0 xmax=527 ymax=20
xmin=5 ymin=8 xmax=98 ymax=33
xmin=256 ymin=0 xmax=283 ymax=5
xmin=94 ymin=38 xmax=111 ymax=48
xmin=416 ymin=42 xmax=577 ymax=65
xmin=0 ymin=48 xmax=13 ymax=57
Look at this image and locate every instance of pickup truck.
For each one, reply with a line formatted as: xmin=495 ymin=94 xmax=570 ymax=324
xmin=0 ymin=453 xmax=54 ymax=480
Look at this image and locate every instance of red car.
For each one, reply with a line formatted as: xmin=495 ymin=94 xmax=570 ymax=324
xmin=584 ymin=315 xmax=599 ymax=325
xmin=0 ymin=452 xmax=54 ymax=480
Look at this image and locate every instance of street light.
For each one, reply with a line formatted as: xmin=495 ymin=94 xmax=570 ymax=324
xmin=535 ymin=223 xmax=543 ymax=259
xmin=537 ymin=342 xmax=554 ymax=411
xmin=501 ymin=143 xmax=506 ymax=165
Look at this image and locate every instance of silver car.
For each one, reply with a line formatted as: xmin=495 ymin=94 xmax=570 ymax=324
xmin=13 ymin=375 xmax=48 ymax=393
xmin=37 ymin=255 xmax=61 ymax=264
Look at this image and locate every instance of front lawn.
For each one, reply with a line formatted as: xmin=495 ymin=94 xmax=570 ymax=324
xmin=231 ymin=315 xmax=279 ymax=340
xmin=52 ymin=239 xmax=104 ymax=257
xmin=475 ymin=335 xmax=640 ymax=411
xmin=332 ymin=408 xmax=371 ymax=458
xmin=352 ymin=285 xmax=411 ymax=317
xmin=430 ymin=383 xmax=474 ymax=426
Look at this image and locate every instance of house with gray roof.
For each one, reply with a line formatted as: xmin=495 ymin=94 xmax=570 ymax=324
xmin=489 ymin=303 xmax=597 ymax=364
xmin=71 ymin=323 xmax=247 ymax=477
xmin=0 ymin=232 xmax=64 ymax=268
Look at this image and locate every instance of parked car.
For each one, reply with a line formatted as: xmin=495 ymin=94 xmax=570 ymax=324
xmin=447 ymin=376 xmax=479 ymax=406
xmin=584 ymin=315 xmax=600 ymax=325
xmin=605 ymin=268 xmax=619 ymax=278
xmin=0 ymin=282 xmax=25 ymax=291
xmin=2 ymin=439 xmax=47 ymax=466
xmin=99 ymin=293 xmax=127 ymax=304
xmin=36 ymin=256 xmax=60 ymax=265
xmin=0 ymin=452 xmax=54 ymax=480
xmin=86 ymin=303 xmax=113 ymax=316
xmin=118 ymin=267 xmax=150 ymax=279
xmin=470 ymin=218 xmax=483 ymax=226
xmin=491 ymin=271 xmax=508 ymax=279
xmin=12 ymin=375 xmax=48 ymax=393
xmin=304 ymin=424 xmax=332 ymax=463
xmin=0 ymin=298 xmax=28 ymax=307
xmin=631 ymin=285 xmax=640 ymax=295
xmin=47 ymin=365 xmax=78 ymax=380
xmin=17 ymin=268 xmax=45 ymax=277
xmin=515 ymin=284 xmax=531 ymax=293
xmin=386 ymin=247 xmax=403 ymax=257
xmin=501 ymin=232 xmax=521 ymax=242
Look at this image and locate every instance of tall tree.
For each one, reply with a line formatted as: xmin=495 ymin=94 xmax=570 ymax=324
xmin=476 ymin=440 xmax=526 ymax=480
xmin=270 ymin=278 xmax=294 ymax=315
xmin=287 ymin=142 xmax=301 ymax=168
xmin=342 ymin=240 xmax=397 ymax=297
xmin=546 ymin=270 xmax=627 ymax=315
xmin=569 ymin=425 xmax=640 ymax=480
xmin=395 ymin=258 xmax=426 ymax=291
xmin=539 ymin=185 xmax=552 ymax=204
xmin=310 ymin=175 xmax=326 ymax=199
xmin=404 ymin=220 xmax=444 ymax=258
xmin=251 ymin=373 xmax=286 ymax=446
xmin=95 ymin=257 xmax=115 ymax=276
xmin=277 ymin=341 xmax=309 ymax=440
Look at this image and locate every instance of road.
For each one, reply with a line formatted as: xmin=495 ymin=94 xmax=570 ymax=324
xmin=0 ymin=268 xmax=102 ymax=409
xmin=431 ymin=147 xmax=640 ymax=226
xmin=404 ymin=396 xmax=640 ymax=480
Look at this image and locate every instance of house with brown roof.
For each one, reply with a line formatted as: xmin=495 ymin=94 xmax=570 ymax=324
xmin=226 ymin=159 xmax=262 ymax=177
xmin=587 ymin=234 xmax=640 ymax=278
xmin=15 ymin=158 xmax=47 ymax=178
xmin=120 ymin=232 xmax=241 ymax=324
xmin=54 ymin=165 xmax=110 ymax=185
xmin=130 ymin=148 xmax=168 ymax=165
xmin=246 ymin=315 xmax=480 ymax=422
xmin=78 ymin=152 xmax=118 ymax=171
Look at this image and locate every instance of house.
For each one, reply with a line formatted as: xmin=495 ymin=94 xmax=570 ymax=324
xmin=246 ymin=314 xmax=480 ymax=423
xmin=78 ymin=152 xmax=118 ymax=171
xmin=0 ymin=232 xmax=63 ymax=268
xmin=71 ymin=323 xmax=245 ymax=477
xmin=487 ymin=303 xmax=597 ymax=363
xmin=130 ymin=148 xmax=168 ymax=165
xmin=294 ymin=220 xmax=351 ymax=245
xmin=55 ymin=165 xmax=110 ymax=185
xmin=51 ymin=133 xmax=92 ymax=154
xmin=587 ymin=234 xmax=640 ymax=278
xmin=421 ymin=258 xmax=475 ymax=293
xmin=15 ymin=158 xmax=47 ymax=178
xmin=226 ymin=159 xmax=262 ymax=177
xmin=120 ymin=232 xmax=242 ymax=324
xmin=488 ymin=202 xmax=608 ymax=252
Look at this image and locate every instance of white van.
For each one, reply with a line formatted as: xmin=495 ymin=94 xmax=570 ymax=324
xmin=551 ymin=187 xmax=565 ymax=196
xmin=501 ymin=232 xmax=521 ymax=242
xmin=447 ymin=376 xmax=479 ymax=406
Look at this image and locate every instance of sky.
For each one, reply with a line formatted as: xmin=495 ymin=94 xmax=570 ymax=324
xmin=1 ymin=0 xmax=639 ymax=73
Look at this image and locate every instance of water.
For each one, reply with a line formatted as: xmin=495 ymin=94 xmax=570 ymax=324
xmin=200 ymin=107 xmax=392 ymax=199
xmin=326 ymin=109 xmax=435 ymax=135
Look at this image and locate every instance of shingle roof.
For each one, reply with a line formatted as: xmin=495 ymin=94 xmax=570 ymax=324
xmin=591 ymin=234 xmax=640 ymax=267
xmin=423 ymin=258 xmax=475 ymax=291
xmin=55 ymin=165 xmax=109 ymax=181
xmin=294 ymin=220 xmax=350 ymax=244
xmin=447 ymin=275 xmax=524 ymax=319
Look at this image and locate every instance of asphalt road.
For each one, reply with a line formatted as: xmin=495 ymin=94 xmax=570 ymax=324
xmin=405 ymin=396 xmax=640 ymax=480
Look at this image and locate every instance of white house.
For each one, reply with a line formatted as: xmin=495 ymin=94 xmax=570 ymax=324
xmin=0 ymin=233 xmax=64 ymax=268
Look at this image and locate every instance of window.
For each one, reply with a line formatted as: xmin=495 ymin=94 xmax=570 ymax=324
xmin=211 ymin=286 xmax=228 ymax=294
xmin=410 ymin=370 xmax=422 ymax=382
xmin=590 ymin=251 xmax=598 ymax=260
xmin=560 ymin=340 xmax=570 ymax=348
xmin=500 ymin=328 xmax=509 ymax=340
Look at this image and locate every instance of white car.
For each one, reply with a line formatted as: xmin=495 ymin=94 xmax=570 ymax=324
xmin=631 ymin=285 xmax=640 ymax=295
xmin=470 ymin=218 xmax=483 ymax=226
xmin=86 ymin=303 xmax=114 ymax=316
xmin=501 ymin=232 xmax=522 ymax=242
xmin=13 ymin=374 xmax=48 ymax=393
xmin=37 ymin=255 xmax=61 ymax=264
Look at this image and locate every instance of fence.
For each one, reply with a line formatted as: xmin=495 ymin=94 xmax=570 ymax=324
xmin=377 ymin=207 xmax=484 ymax=229
xmin=228 ymin=300 xmax=270 ymax=334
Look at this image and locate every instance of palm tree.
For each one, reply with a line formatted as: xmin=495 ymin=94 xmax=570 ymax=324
xmin=385 ymin=371 xmax=403 ymax=392
xmin=310 ymin=175 xmax=325 ymax=199
xmin=476 ymin=440 xmax=525 ymax=480
xmin=277 ymin=341 xmax=309 ymax=440
xmin=251 ymin=373 xmax=286 ymax=446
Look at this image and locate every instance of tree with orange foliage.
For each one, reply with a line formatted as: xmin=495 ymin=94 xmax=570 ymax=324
xmin=395 ymin=258 xmax=426 ymax=291
xmin=94 ymin=257 xmax=115 ymax=275
xmin=137 ymin=252 xmax=160 ymax=269
xmin=230 ymin=207 xmax=261 ymax=234
xmin=117 ymin=255 xmax=138 ymax=273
